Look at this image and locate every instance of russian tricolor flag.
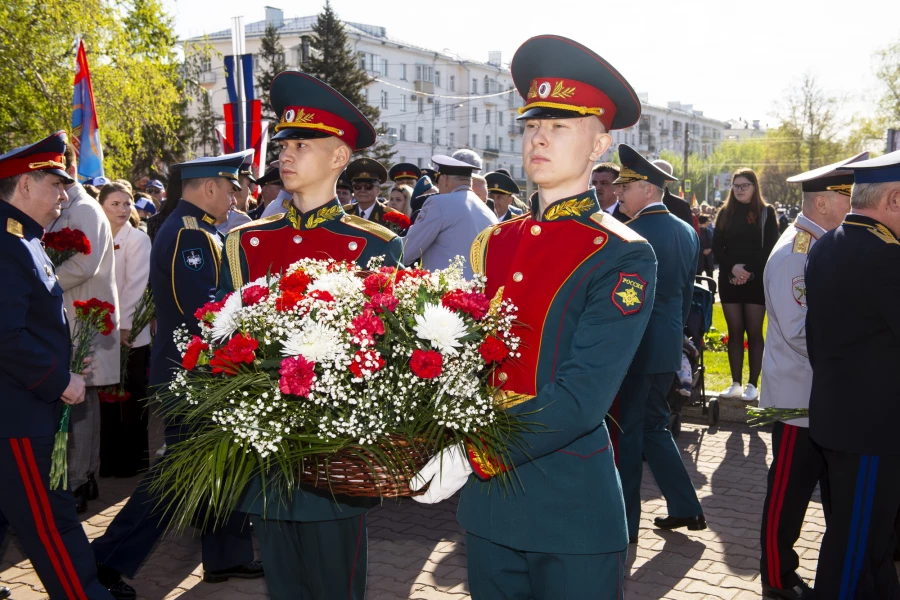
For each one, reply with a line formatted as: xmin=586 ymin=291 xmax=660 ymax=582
xmin=72 ymin=39 xmax=104 ymax=183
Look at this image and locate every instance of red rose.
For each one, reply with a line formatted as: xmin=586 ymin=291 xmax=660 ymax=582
xmin=348 ymin=310 xmax=385 ymax=344
xmin=366 ymin=292 xmax=399 ymax=313
xmin=182 ymin=335 xmax=209 ymax=370
xmin=279 ymin=355 xmax=316 ymax=397
xmin=410 ymin=349 xmax=443 ymax=379
xmin=279 ymin=271 xmax=311 ymax=294
xmin=442 ymin=290 xmax=490 ymax=321
xmin=349 ymin=349 xmax=386 ymax=378
xmin=242 ymin=285 xmax=269 ymax=306
xmin=276 ymin=289 xmax=305 ymax=312
xmin=363 ymin=272 xmax=393 ymax=297
xmin=478 ymin=336 xmax=509 ymax=364
xmin=194 ymin=298 xmax=227 ymax=326
xmin=383 ymin=212 xmax=411 ymax=229
xmin=209 ymin=334 xmax=258 ymax=375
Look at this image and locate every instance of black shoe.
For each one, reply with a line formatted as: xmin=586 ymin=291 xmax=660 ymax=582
xmin=203 ymin=560 xmax=264 ymax=583
xmin=762 ymin=580 xmax=813 ymax=600
xmin=73 ymin=485 xmax=88 ymax=514
xmin=86 ymin=473 xmax=99 ymax=500
xmin=97 ymin=565 xmax=136 ymax=600
xmin=0 ymin=586 xmax=10 ymax=599
xmin=653 ymin=514 xmax=707 ymax=531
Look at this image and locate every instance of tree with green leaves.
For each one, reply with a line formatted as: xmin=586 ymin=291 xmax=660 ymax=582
xmin=305 ymin=1 xmax=395 ymax=162
xmin=257 ymin=23 xmax=286 ymax=123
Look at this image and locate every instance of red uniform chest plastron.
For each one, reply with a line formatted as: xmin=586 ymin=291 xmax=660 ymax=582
xmin=485 ymin=218 xmax=607 ymax=396
xmin=241 ymin=226 xmax=367 ymax=281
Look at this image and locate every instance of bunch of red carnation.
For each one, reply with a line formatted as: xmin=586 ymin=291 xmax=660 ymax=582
xmin=382 ymin=212 xmax=411 ymax=234
xmin=43 ymin=227 xmax=92 ymax=266
xmin=73 ymin=298 xmax=116 ymax=337
xmin=209 ymin=334 xmax=259 ymax=376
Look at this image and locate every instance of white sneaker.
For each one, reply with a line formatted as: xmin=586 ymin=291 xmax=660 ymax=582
xmin=719 ymin=382 xmax=742 ymax=398
xmin=741 ymin=384 xmax=759 ymax=401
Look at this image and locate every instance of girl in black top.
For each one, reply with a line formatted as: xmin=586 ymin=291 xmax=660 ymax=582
xmin=713 ymin=168 xmax=779 ymax=401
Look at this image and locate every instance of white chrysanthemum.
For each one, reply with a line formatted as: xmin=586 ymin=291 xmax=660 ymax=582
xmin=308 ymin=271 xmax=363 ymax=299
xmin=210 ymin=291 xmax=243 ymax=341
xmin=281 ymin=321 xmax=343 ymax=363
xmin=413 ymin=303 xmax=468 ymax=356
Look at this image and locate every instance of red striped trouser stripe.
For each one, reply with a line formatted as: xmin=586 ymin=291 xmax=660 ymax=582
xmin=765 ymin=424 xmax=798 ymax=589
xmin=10 ymin=438 xmax=88 ymax=600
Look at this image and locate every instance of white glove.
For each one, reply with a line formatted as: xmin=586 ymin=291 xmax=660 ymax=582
xmin=409 ymin=443 xmax=473 ymax=504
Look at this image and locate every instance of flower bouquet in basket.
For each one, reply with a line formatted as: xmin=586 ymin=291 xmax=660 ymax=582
xmin=50 ymin=299 xmax=115 ymax=489
xmin=153 ymin=257 xmax=530 ymax=531
xmin=99 ymin=288 xmax=155 ymax=404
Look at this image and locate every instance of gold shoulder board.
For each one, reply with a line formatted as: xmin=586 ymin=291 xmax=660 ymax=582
xmin=869 ymin=223 xmax=900 ymax=246
xmin=341 ymin=214 xmax=396 ymax=242
xmin=230 ymin=212 xmax=286 ymax=235
xmin=792 ymin=230 xmax=812 ymax=254
xmin=6 ymin=218 xmax=23 ymax=238
xmin=470 ymin=225 xmax=497 ymax=276
xmin=590 ymin=211 xmax=647 ymax=243
xmin=181 ymin=216 xmax=199 ymax=230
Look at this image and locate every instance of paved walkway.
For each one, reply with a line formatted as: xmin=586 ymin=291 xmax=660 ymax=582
xmin=1 ymin=420 xmax=823 ymax=599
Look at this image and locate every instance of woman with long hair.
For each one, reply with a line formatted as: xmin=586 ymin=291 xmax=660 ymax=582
xmin=713 ymin=168 xmax=779 ymax=401
xmin=388 ymin=184 xmax=413 ymax=217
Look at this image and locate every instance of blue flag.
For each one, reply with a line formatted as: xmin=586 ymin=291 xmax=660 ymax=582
xmin=72 ymin=39 xmax=104 ymax=183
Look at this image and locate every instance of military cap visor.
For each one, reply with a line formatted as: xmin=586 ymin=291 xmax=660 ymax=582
xmin=431 ymin=154 xmax=479 ymax=176
xmin=0 ymin=131 xmax=74 ymax=184
xmin=256 ymin=167 xmax=282 ymax=187
xmin=389 ymin=162 xmax=422 ymax=182
xmin=173 ymin=149 xmax=254 ymax=191
xmin=486 ymin=171 xmax=520 ymax=196
xmin=787 ymin=151 xmax=869 ymax=196
xmin=843 ymin=148 xmax=900 ymax=184
xmin=614 ymin=144 xmax=677 ymax=188
xmin=346 ymin=158 xmax=387 ymax=184
xmin=270 ymin=71 xmax=376 ymax=150
xmin=511 ymin=35 xmax=640 ymax=131
xmin=238 ymin=153 xmax=257 ymax=184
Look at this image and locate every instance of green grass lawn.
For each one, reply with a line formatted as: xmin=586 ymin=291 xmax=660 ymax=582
xmin=703 ymin=303 xmax=767 ymax=393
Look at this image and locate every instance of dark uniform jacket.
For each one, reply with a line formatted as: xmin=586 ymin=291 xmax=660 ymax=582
xmin=0 ymin=202 xmax=72 ymax=437
xmin=625 ymin=204 xmax=699 ymax=374
xmin=220 ymin=198 xmax=402 ymax=521
xmin=341 ymin=199 xmax=400 ymax=225
xmin=663 ymin=188 xmax=697 ymax=235
xmin=457 ymin=188 xmax=657 ymax=554
xmin=806 ymin=214 xmax=900 ymax=455
xmin=148 ymin=200 xmax=223 ymax=388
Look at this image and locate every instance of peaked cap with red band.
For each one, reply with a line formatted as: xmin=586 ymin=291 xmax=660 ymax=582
xmin=0 ymin=131 xmax=74 ymax=184
xmin=389 ymin=162 xmax=422 ymax=182
xmin=270 ymin=71 xmax=376 ymax=150
xmin=511 ymin=35 xmax=640 ymax=131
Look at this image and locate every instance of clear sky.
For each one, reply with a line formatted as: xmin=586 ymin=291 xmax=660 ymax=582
xmin=169 ymin=0 xmax=899 ymax=130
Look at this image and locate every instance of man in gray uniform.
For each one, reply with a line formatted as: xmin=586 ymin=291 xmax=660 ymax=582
xmin=757 ymin=152 xmax=867 ymax=600
xmin=401 ymin=154 xmax=497 ymax=278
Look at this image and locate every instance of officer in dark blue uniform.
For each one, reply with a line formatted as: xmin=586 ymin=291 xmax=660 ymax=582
xmin=0 ymin=131 xmax=113 ymax=599
xmin=806 ymin=150 xmax=900 ymax=598
xmin=613 ymin=144 xmax=704 ymax=543
xmin=90 ymin=151 xmax=262 ymax=599
xmin=485 ymin=171 xmax=525 ymax=221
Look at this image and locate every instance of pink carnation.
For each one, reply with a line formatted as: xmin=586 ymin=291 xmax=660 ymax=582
xmin=279 ymin=356 xmax=316 ymax=397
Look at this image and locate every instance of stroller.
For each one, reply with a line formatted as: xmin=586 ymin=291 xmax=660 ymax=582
xmin=668 ymin=275 xmax=718 ymax=437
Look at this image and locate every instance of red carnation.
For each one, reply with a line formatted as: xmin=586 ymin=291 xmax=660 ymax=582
xmin=442 ymin=290 xmax=490 ymax=321
xmin=349 ymin=349 xmax=386 ymax=378
xmin=43 ymin=228 xmax=92 ymax=255
xmin=349 ymin=310 xmax=385 ymax=344
xmin=383 ymin=212 xmax=411 ymax=229
xmin=410 ymin=349 xmax=443 ymax=379
xmin=194 ymin=298 xmax=227 ymax=326
xmin=242 ymin=285 xmax=269 ymax=306
xmin=209 ymin=334 xmax=258 ymax=375
xmin=279 ymin=356 xmax=316 ymax=397
xmin=276 ymin=289 xmax=305 ymax=312
xmin=279 ymin=271 xmax=310 ymax=294
xmin=478 ymin=335 xmax=509 ymax=364
xmin=73 ymin=298 xmax=116 ymax=335
xmin=363 ymin=272 xmax=393 ymax=297
xmin=182 ymin=335 xmax=209 ymax=370
xmin=308 ymin=289 xmax=335 ymax=303
xmin=366 ymin=292 xmax=399 ymax=313
xmin=396 ymin=268 xmax=429 ymax=284
xmin=98 ymin=389 xmax=131 ymax=403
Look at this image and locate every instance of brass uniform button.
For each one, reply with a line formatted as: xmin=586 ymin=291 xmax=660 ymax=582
xmin=512 ymin=272 xmax=523 ymax=282
xmin=249 ymin=237 xmax=260 ymax=247
xmin=348 ymin=242 xmax=358 ymax=251
xmin=341 ymin=216 xmax=352 ymax=223
xmin=498 ymin=371 xmax=508 ymax=382
xmin=594 ymin=236 xmax=604 ymax=245
xmin=530 ymin=225 xmax=542 ymax=236
xmin=293 ymin=235 xmax=303 ymax=244
xmin=492 ymin=228 xmax=502 ymax=236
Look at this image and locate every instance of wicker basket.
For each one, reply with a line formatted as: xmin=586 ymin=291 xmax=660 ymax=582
xmin=298 ymin=436 xmax=436 ymax=498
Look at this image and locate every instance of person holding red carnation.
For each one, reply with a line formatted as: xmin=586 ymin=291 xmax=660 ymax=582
xmin=216 ymin=72 xmax=404 ymax=600
xmin=48 ymin=141 xmax=120 ymax=512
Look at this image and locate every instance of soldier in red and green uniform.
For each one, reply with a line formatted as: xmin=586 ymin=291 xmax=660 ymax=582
xmin=218 ymin=71 xmax=401 ymax=600
xmin=410 ymin=35 xmax=657 ymax=598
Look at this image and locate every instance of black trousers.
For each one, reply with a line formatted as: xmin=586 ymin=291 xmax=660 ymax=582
xmin=99 ymin=345 xmax=150 ymax=478
xmin=251 ymin=514 xmax=367 ymax=600
xmin=814 ymin=448 xmax=900 ymax=599
xmin=0 ymin=436 xmax=112 ymax=599
xmin=759 ymin=423 xmax=825 ymax=589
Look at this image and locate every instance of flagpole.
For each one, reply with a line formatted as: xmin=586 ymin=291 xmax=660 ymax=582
xmin=231 ymin=16 xmax=246 ymax=153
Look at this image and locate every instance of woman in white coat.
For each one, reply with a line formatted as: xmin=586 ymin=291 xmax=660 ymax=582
xmin=97 ymin=183 xmax=153 ymax=477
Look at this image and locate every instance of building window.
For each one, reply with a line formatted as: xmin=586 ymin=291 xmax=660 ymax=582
xmin=417 ymin=157 xmax=424 ymax=167
xmin=400 ymin=125 xmax=407 ymax=141
xmin=486 ymin=109 xmax=491 ymax=124
xmin=400 ymin=64 xmax=407 ymax=80
xmin=417 ymin=127 xmax=424 ymax=143
xmin=499 ymin=137 xmax=504 ymax=152
xmin=381 ymin=58 xmax=388 ymax=77
xmin=450 ymin=106 xmax=456 ymax=121
xmin=434 ymin=100 xmax=441 ymax=116
xmin=401 ymin=95 xmax=407 ymax=112
xmin=485 ymin=135 xmax=491 ymax=149
xmin=200 ymin=57 xmax=211 ymax=72
xmin=449 ymin=132 xmax=455 ymax=146
xmin=380 ymin=90 xmax=388 ymax=109
xmin=387 ymin=127 xmax=397 ymax=142
xmin=499 ymin=111 xmax=504 ymax=126
xmin=472 ymin=78 xmax=478 ymax=94
xmin=472 ymin=134 xmax=477 ymax=148
xmin=449 ymin=75 xmax=455 ymax=92
xmin=434 ymin=71 xmax=441 ymax=88
xmin=415 ymin=64 xmax=433 ymax=82
xmin=435 ymin=129 xmax=441 ymax=144
xmin=418 ymin=97 xmax=424 ymax=114
xmin=472 ymin=108 xmax=478 ymax=122
xmin=252 ymin=54 xmax=260 ymax=71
